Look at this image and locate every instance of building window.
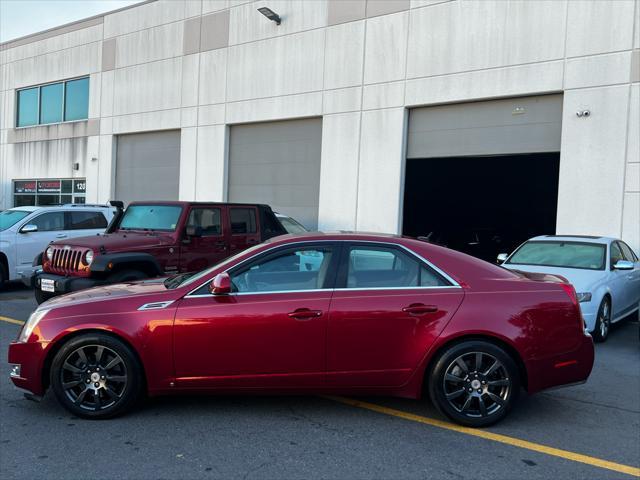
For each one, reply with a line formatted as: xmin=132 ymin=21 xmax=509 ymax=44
xmin=15 ymin=77 xmax=89 ymax=128
xmin=13 ymin=178 xmax=87 ymax=207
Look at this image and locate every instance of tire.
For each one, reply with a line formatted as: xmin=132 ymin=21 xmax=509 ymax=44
xmin=50 ymin=333 xmax=144 ymax=419
xmin=0 ymin=262 xmax=7 ymax=289
xmin=107 ymin=269 xmax=148 ymax=284
xmin=428 ymin=340 xmax=520 ymax=427
xmin=592 ymin=297 xmax=611 ymax=343
xmin=35 ymin=289 xmax=55 ymax=305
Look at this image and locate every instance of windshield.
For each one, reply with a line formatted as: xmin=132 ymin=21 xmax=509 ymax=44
xmin=0 ymin=210 xmax=31 ymax=231
xmin=506 ymin=241 xmax=606 ymax=270
xmin=279 ymin=216 xmax=308 ymax=234
xmin=167 ymin=242 xmax=266 ymax=289
xmin=120 ymin=205 xmax=182 ymax=231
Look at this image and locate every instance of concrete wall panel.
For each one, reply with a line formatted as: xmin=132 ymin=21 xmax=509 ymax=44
xmin=363 ymin=12 xmax=408 ymax=84
xmin=116 ymin=21 xmax=184 ymax=68
xmin=324 ymin=21 xmax=365 ymax=90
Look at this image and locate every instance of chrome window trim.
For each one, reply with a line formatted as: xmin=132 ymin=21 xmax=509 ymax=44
xmin=184 ymin=239 xmax=461 ymax=299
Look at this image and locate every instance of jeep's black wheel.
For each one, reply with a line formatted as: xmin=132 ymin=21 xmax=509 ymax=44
xmin=428 ymin=341 xmax=520 ymax=427
xmin=50 ymin=333 xmax=143 ymax=419
xmin=35 ymin=288 xmax=55 ymax=304
xmin=107 ymin=269 xmax=148 ymax=284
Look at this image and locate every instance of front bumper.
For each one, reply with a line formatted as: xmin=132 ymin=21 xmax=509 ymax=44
xmin=8 ymin=341 xmax=47 ymax=396
xmin=34 ymin=272 xmax=104 ymax=295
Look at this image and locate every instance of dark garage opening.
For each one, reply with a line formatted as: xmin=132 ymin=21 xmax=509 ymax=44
xmin=402 ymin=153 xmax=560 ymax=262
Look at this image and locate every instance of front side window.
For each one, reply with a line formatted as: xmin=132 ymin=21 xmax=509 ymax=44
xmin=230 ymin=208 xmax=257 ymax=234
xmin=186 ymin=208 xmax=222 ymax=236
xmin=346 ymin=246 xmax=449 ymax=289
xmin=279 ymin=216 xmax=308 ymax=234
xmin=231 ymin=246 xmax=334 ymax=293
xmin=28 ymin=212 xmax=65 ymax=232
xmin=69 ymin=211 xmax=107 ymax=230
xmin=610 ymin=242 xmax=624 ymax=267
xmin=120 ymin=205 xmax=182 ymax=231
xmin=507 ymin=241 xmax=606 ymax=270
xmin=0 ymin=210 xmax=31 ymax=231
xmin=16 ymin=77 xmax=89 ymax=127
xmin=619 ymin=242 xmax=638 ymax=262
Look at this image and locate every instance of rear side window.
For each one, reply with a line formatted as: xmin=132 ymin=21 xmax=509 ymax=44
xmin=68 ymin=211 xmax=107 ymax=230
xmin=187 ymin=208 xmax=222 ymax=236
xmin=345 ymin=246 xmax=449 ymax=289
xmin=230 ymin=208 xmax=257 ymax=234
xmin=29 ymin=212 xmax=65 ymax=231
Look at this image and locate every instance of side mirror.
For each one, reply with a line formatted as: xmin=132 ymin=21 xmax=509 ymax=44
xmin=613 ymin=259 xmax=634 ymax=270
xmin=185 ymin=225 xmax=203 ymax=237
xmin=20 ymin=224 xmax=38 ymax=233
xmin=496 ymin=253 xmax=509 ymax=264
xmin=209 ymin=273 xmax=232 ymax=295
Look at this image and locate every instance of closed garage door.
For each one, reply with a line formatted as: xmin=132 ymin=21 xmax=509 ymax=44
xmin=228 ymin=118 xmax=322 ymax=230
xmin=115 ymin=130 xmax=181 ymax=206
xmin=404 ymin=95 xmax=563 ymax=262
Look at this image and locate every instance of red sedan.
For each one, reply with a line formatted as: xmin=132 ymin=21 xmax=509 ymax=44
xmin=8 ymin=233 xmax=594 ymax=427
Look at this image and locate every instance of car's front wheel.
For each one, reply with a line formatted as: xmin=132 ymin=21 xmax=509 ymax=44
xmin=50 ymin=333 xmax=143 ymax=419
xmin=592 ymin=297 xmax=611 ymax=343
xmin=428 ymin=340 xmax=520 ymax=427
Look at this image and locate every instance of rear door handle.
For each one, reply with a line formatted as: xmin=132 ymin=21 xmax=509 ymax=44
xmin=402 ymin=304 xmax=438 ymax=315
xmin=288 ymin=308 xmax=323 ymax=320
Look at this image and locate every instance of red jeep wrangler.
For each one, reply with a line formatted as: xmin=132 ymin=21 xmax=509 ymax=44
xmin=33 ymin=201 xmax=288 ymax=303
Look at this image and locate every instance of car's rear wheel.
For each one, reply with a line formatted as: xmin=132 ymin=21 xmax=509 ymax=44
xmin=50 ymin=333 xmax=143 ymax=419
xmin=592 ymin=297 xmax=611 ymax=343
xmin=0 ymin=262 xmax=7 ymax=288
xmin=428 ymin=340 xmax=520 ymax=427
xmin=34 ymin=289 xmax=55 ymax=304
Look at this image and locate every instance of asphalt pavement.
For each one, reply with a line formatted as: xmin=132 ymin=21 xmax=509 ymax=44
xmin=1 ymin=283 xmax=638 ymax=480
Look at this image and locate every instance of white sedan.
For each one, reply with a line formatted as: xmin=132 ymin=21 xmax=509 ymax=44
xmin=498 ymin=235 xmax=640 ymax=342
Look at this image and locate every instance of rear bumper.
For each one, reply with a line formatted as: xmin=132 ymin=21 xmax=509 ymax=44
xmin=8 ymin=341 xmax=47 ymax=396
xmin=527 ymin=333 xmax=595 ymax=394
xmin=35 ymin=272 xmax=104 ymax=294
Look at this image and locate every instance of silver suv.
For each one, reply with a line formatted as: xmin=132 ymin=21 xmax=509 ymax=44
xmin=0 ymin=204 xmax=115 ymax=286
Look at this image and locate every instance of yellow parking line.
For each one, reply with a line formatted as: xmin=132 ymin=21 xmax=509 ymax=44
xmin=325 ymin=396 xmax=640 ymax=478
xmin=0 ymin=316 xmax=25 ymax=326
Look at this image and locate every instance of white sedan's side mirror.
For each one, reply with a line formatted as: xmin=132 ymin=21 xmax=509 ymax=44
xmin=496 ymin=253 xmax=509 ymax=264
xmin=613 ymin=260 xmax=634 ymax=270
xmin=20 ymin=224 xmax=38 ymax=233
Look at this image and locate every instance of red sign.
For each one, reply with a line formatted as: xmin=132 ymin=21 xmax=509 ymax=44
xmin=14 ymin=181 xmax=37 ymax=193
xmin=37 ymin=180 xmax=61 ymax=193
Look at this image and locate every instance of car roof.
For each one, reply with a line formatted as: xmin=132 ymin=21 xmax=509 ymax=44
xmin=527 ymin=235 xmax=616 ymax=244
xmin=127 ymin=201 xmax=271 ymax=208
xmin=6 ymin=205 xmax=110 ymax=213
xmin=7 ymin=206 xmax=40 ymax=212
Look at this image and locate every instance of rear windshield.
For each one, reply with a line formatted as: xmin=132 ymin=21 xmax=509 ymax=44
xmin=506 ymin=241 xmax=606 ymax=270
xmin=120 ymin=205 xmax=182 ymax=231
xmin=0 ymin=210 xmax=30 ymax=231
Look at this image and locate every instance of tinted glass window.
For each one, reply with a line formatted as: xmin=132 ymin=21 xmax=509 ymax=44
xmin=0 ymin=210 xmax=31 ymax=231
xmin=610 ymin=242 xmax=624 ymax=266
xmin=187 ymin=208 xmax=222 ymax=236
xmin=40 ymin=83 xmax=63 ymax=124
xmin=69 ymin=211 xmax=107 ymax=230
xmin=230 ymin=208 xmax=257 ymax=234
xmin=64 ymin=77 xmax=89 ymax=121
xmin=231 ymin=246 xmax=334 ymax=293
xmin=507 ymin=241 xmax=606 ymax=270
xmin=619 ymin=242 xmax=638 ymax=262
xmin=17 ymin=88 xmax=39 ymax=127
xmin=29 ymin=212 xmax=65 ymax=232
xmin=120 ymin=205 xmax=182 ymax=231
xmin=279 ymin=216 xmax=308 ymax=234
xmin=346 ymin=246 xmax=448 ymax=288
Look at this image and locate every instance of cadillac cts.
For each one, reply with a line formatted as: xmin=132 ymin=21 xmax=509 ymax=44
xmin=8 ymin=233 xmax=594 ymax=427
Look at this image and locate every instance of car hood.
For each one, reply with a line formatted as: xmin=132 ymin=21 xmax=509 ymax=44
xmin=503 ymin=264 xmax=603 ymax=292
xmin=49 ymin=231 xmax=175 ymax=253
xmin=41 ymin=278 xmax=172 ymax=310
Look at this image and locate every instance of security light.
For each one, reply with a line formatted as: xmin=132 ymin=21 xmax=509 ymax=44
xmin=257 ymin=7 xmax=281 ymax=25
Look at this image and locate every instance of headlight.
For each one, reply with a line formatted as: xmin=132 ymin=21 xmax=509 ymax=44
xmin=576 ymin=292 xmax=592 ymax=303
xmin=18 ymin=309 xmax=49 ymax=343
xmin=84 ymin=250 xmax=94 ymax=266
xmin=46 ymin=246 xmax=54 ymax=261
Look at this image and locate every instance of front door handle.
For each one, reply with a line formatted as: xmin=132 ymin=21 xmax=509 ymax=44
xmin=402 ymin=304 xmax=438 ymax=315
xmin=288 ymin=308 xmax=323 ymax=320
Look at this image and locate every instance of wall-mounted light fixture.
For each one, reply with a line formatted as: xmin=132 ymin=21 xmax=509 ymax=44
xmin=257 ymin=7 xmax=281 ymax=25
xmin=576 ymin=110 xmax=591 ymax=118
xmin=73 ymin=162 xmax=80 ymax=171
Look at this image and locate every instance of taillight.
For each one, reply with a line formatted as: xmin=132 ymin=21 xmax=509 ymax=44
xmin=559 ymin=282 xmax=579 ymax=308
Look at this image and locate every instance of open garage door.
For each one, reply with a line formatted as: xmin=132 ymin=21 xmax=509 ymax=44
xmin=228 ymin=118 xmax=322 ymax=230
xmin=404 ymin=95 xmax=562 ymax=262
xmin=115 ymin=130 xmax=181 ymax=206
